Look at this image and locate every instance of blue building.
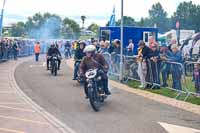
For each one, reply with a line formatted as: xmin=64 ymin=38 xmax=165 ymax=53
xmin=99 ymin=26 xmax=158 ymax=54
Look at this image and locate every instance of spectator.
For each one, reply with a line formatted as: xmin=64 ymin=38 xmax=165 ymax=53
xmin=12 ymin=41 xmax=18 ymax=60
xmin=64 ymin=41 xmax=72 ymax=59
xmin=149 ymin=44 xmax=161 ymax=89
xmin=108 ymin=40 xmax=115 ymax=54
xmin=112 ymin=39 xmax=121 ymax=55
xmin=160 ymin=44 xmax=170 ymax=87
xmin=111 ymin=39 xmax=121 ymax=73
xmin=0 ymin=40 xmax=2 ymax=60
xmin=168 ymin=44 xmax=183 ymax=90
xmin=137 ymin=40 xmax=151 ymax=88
xmin=194 ymin=59 xmax=200 ymax=95
xmin=98 ymin=41 xmax=109 ymax=54
xmin=7 ymin=40 xmax=12 ymax=59
xmin=126 ymin=39 xmax=134 ymax=56
xmin=1 ymin=39 xmax=7 ymax=60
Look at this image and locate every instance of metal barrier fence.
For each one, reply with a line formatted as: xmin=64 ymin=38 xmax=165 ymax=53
xmin=0 ymin=44 xmax=34 ymax=62
xmin=102 ymin=53 xmax=200 ymax=100
xmin=184 ymin=61 xmax=200 ymax=97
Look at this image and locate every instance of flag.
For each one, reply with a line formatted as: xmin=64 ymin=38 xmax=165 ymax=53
xmin=109 ymin=6 xmax=115 ymax=26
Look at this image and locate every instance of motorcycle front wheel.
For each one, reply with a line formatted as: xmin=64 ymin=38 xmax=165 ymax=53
xmin=88 ymin=87 xmax=101 ymax=112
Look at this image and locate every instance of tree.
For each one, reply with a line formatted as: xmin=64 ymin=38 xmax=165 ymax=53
xmin=24 ymin=13 xmax=62 ymax=38
xmin=62 ymin=17 xmax=81 ymax=39
xmin=172 ymin=1 xmax=200 ymax=32
xmin=9 ymin=22 xmax=26 ymax=37
xmin=81 ymin=16 xmax=86 ymax=29
xmin=148 ymin=2 xmax=170 ymax=33
xmin=116 ymin=16 xmax=136 ymax=26
xmin=87 ymin=23 xmax=99 ymax=34
xmin=5 ymin=13 xmax=82 ymax=38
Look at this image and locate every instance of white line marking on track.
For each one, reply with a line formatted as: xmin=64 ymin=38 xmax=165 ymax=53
xmin=0 ymin=128 xmax=26 ymax=133
xmin=0 ymin=105 xmax=35 ymax=112
xmin=0 ymin=115 xmax=50 ymax=125
xmin=0 ymin=91 xmax=16 ymax=94
xmin=158 ymin=122 xmax=200 ymax=133
xmin=0 ymin=103 xmax=26 ymax=105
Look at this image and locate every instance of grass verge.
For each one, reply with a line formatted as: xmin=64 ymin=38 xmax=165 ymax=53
xmin=126 ymin=80 xmax=200 ymax=105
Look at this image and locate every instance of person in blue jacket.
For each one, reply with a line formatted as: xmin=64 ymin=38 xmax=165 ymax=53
xmin=167 ymin=44 xmax=183 ymax=90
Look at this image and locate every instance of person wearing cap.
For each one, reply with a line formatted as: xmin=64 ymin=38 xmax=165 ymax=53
xmin=167 ymin=44 xmax=183 ymax=90
xmin=79 ymin=45 xmax=111 ymax=98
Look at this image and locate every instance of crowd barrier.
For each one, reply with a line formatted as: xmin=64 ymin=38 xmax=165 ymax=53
xmin=0 ymin=44 xmax=34 ymax=62
xmin=102 ymin=53 xmax=200 ymax=101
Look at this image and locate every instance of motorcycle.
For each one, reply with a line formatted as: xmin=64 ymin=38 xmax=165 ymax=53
xmin=85 ymin=68 xmax=107 ymax=112
xmin=50 ymin=54 xmax=59 ymax=76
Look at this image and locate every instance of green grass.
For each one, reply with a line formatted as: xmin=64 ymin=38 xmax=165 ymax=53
xmin=126 ymin=80 xmax=200 ymax=105
xmin=79 ymin=35 xmax=95 ymax=40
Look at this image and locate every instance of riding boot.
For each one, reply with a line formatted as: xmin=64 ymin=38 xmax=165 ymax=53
xmin=58 ymin=61 xmax=60 ymax=70
xmin=84 ymin=82 xmax=89 ymax=99
xmin=102 ymin=79 xmax=111 ymax=95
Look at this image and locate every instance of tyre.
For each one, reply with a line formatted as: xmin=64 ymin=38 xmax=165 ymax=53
xmin=88 ymin=87 xmax=101 ymax=112
xmin=51 ymin=63 xmax=54 ymax=74
xmin=54 ymin=63 xmax=57 ymax=76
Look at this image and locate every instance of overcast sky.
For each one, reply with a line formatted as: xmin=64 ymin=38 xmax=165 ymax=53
xmin=1 ymin=0 xmax=200 ymax=27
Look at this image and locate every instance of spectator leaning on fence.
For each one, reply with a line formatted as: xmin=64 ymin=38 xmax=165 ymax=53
xmin=160 ymin=44 xmax=170 ymax=87
xmin=137 ymin=40 xmax=152 ymax=88
xmin=167 ymin=44 xmax=183 ymax=91
xmin=194 ymin=59 xmax=200 ymax=95
xmin=149 ymin=43 xmax=161 ymax=89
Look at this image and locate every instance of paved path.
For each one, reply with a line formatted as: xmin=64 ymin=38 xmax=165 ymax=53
xmin=14 ymin=58 xmax=200 ymax=133
xmin=0 ymin=58 xmax=63 ymax=133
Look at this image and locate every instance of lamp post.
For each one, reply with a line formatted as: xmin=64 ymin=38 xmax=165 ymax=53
xmin=119 ymin=0 xmax=124 ymax=81
xmin=0 ymin=0 xmax=6 ymax=37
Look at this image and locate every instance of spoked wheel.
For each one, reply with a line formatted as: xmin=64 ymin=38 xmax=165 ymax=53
xmin=51 ymin=65 xmax=54 ymax=74
xmin=54 ymin=64 xmax=57 ymax=76
xmin=88 ymin=88 xmax=101 ymax=112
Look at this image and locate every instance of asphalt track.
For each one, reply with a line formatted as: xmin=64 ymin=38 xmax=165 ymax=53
xmin=15 ymin=58 xmax=200 ymax=133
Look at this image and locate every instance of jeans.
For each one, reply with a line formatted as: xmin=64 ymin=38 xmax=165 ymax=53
xmin=13 ymin=51 xmax=18 ymax=60
xmin=73 ymin=61 xmax=80 ymax=79
xmin=35 ymin=53 xmax=39 ymax=62
xmin=65 ymin=49 xmax=71 ymax=58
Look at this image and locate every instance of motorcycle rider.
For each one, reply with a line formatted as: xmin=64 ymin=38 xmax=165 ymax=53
xmin=73 ymin=41 xmax=86 ymax=80
xmin=47 ymin=43 xmax=62 ymax=70
xmin=79 ymin=45 xmax=111 ymax=98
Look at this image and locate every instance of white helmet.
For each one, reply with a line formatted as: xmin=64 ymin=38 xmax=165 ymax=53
xmin=84 ymin=45 xmax=96 ymax=53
